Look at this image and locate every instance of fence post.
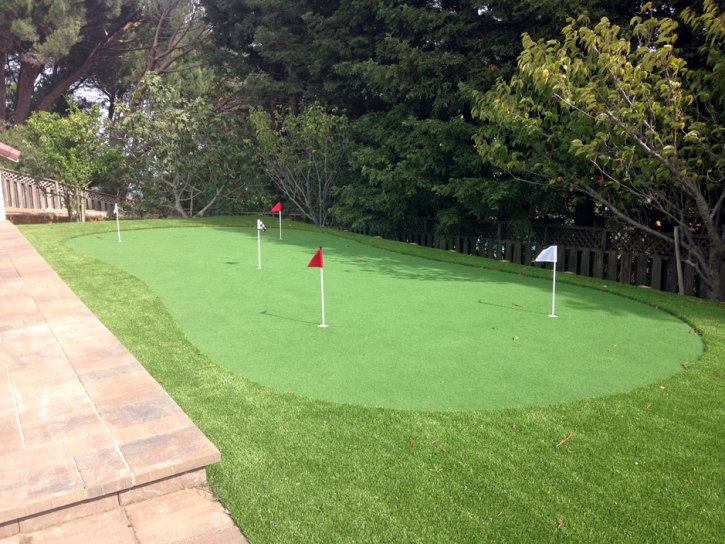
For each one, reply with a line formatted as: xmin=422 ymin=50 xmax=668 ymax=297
xmin=620 ymin=252 xmax=633 ymax=284
xmin=651 ymin=256 xmax=663 ymax=290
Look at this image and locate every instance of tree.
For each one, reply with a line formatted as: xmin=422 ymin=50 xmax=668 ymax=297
xmin=18 ymin=103 xmax=118 ymax=221
xmin=0 ymin=0 xmax=142 ymax=124
xmin=472 ymin=2 xmax=725 ymax=299
xmin=119 ymin=75 xmax=255 ymax=217
xmin=249 ymin=103 xmax=351 ymax=226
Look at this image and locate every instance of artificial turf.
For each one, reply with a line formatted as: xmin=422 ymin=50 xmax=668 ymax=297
xmin=66 ymin=226 xmax=701 ymax=411
xmin=18 ymin=218 xmax=725 ymax=543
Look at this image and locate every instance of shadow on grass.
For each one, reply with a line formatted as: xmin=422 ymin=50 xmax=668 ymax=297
xmin=260 ymin=310 xmax=318 ymax=326
xmin=209 ymin=227 xmax=683 ymax=323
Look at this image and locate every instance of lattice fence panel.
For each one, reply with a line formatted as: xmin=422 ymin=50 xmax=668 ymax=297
xmin=549 ymin=227 xmax=604 ymax=248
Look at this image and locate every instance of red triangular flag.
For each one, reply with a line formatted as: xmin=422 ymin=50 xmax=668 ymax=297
xmin=271 ymin=202 xmax=282 ymax=213
xmin=308 ymin=248 xmax=323 ymax=268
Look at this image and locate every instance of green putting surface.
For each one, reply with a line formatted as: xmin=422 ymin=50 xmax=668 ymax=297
xmin=68 ymin=227 xmax=702 ymax=411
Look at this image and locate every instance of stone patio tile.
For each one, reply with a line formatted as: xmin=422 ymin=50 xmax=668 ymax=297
xmin=0 ymin=311 xmax=41 ymax=329
xmin=73 ymin=447 xmax=134 ymax=499
xmin=44 ymin=310 xmax=98 ymax=330
xmin=181 ymin=526 xmax=250 ymax=544
xmin=99 ymin=395 xmax=180 ymax=430
xmin=28 ymin=290 xmax=77 ymax=304
xmin=54 ymin=331 xmax=125 ymax=360
xmin=0 ymin=296 xmax=37 ymax=315
xmin=21 ymin=407 xmax=107 ymax=450
xmin=109 ymin=412 xmax=196 ymax=445
xmin=0 ymin=363 xmax=15 ymax=413
xmin=50 ymin=320 xmax=110 ymax=342
xmin=77 ymin=361 xmax=144 ymax=384
xmin=18 ymin=494 xmax=119 ymax=533
xmin=125 ymin=488 xmax=237 ymax=544
xmin=21 ymin=277 xmax=75 ymax=296
xmin=18 ymin=395 xmax=96 ymax=426
xmin=66 ymin=343 xmax=137 ymax=374
xmin=14 ymin=508 xmax=136 ymax=544
xmin=0 ymin=331 xmax=58 ymax=354
xmin=0 ymin=458 xmax=86 ymax=523
xmin=84 ymin=371 xmax=167 ymax=411
xmin=0 ymin=410 xmax=23 ymax=456
xmin=0 ymin=520 xmax=18 ymax=539
xmin=2 ymin=432 xmax=116 ymax=469
xmin=119 ymin=427 xmax=221 ymax=486
xmin=9 ymin=360 xmax=78 ymax=387
xmin=35 ymin=299 xmax=89 ymax=320
xmin=0 ymin=278 xmax=24 ymax=294
xmin=12 ymin=381 xmax=88 ymax=414
xmin=4 ymin=344 xmax=69 ymax=369
xmin=0 ymin=321 xmax=26 ymax=335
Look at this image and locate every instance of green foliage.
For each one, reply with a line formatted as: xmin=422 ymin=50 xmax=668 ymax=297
xmin=204 ymin=0 xmax=646 ymax=230
xmin=249 ymin=103 xmax=351 ymax=226
xmin=1 ymin=0 xmax=141 ymax=122
xmin=20 ymin=103 xmax=105 ymax=189
xmin=472 ymin=1 xmax=725 ymax=299
xmin=118 ymin=75 xmax=257 ymax=218
xmin=17 ymin=103 xmax=119 ymax=220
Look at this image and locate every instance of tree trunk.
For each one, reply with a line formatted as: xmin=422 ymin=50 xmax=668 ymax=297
xmin=14 ymin=61 xmax=42 ymax=124
xmin=704 ymin=247 xmax=725 ymax=301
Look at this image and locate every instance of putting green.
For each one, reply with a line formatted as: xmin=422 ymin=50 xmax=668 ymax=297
xmin=68 ymin=227 xmax=702 ymax=411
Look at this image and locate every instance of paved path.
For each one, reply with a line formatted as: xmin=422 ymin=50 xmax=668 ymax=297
xmin=0 ymin=221 xmax=247 ymax=543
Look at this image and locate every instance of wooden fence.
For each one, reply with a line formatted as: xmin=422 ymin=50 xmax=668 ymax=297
xmin=0 ymin=168 xmax=122 ymax=214
xmin=350 ymin=220 xmax=713 ymax=299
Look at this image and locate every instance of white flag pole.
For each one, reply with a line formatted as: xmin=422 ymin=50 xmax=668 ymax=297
xmin=319 ymin=267 xmax=328 ymax=327
xmin=535 ymin=245 xmax=558 ymax=318
xmin=114 ymin=203 xmax=121 ymax=242
xmin=257 ymin=228 xmax=262 ymax=269
xmin=279 ymin=211 xmax=282 ymax=240
xmin=550 ymin=261 xmax=557 ymax=318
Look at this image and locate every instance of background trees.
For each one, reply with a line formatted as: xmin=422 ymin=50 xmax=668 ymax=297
xmin=119 ymin=76 xmax=256 ymax=218
xmin=250 ymin=104 xmax=350 ymax=226
xmin=472 ymin=1 xmax=725 ymax=299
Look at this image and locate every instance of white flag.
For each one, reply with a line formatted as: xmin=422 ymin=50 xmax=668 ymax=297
xmin=535 ymin=245 xmax=558 ymax=263
xmin=257 ymin=219 xmax=266 ymax=231
xmin=113 ymin=202 xmax=118 ymax=215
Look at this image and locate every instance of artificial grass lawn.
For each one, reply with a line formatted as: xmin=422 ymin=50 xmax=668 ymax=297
xmin=67 ymin=226 xmax=701 ymax=411
xmin=19 ymin=217 xmax=725 ymax=543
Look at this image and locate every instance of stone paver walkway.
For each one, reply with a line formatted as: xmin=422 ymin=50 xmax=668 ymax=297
xmin=0 ymin=221 xmax=247 ymax=543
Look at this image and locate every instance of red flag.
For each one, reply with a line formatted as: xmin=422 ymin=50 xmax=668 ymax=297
xmin=308 ymin=248 xmax=323 ymax=268
xmin=271 ymin=202 xmax=282 ymax=213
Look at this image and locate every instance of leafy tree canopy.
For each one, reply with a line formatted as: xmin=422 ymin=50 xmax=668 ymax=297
xmin=472 ymin=1 xmax=725 ymax=299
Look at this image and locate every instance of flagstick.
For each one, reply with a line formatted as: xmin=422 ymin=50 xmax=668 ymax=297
xmin=319 ymin=267 xmax=328 ymax=327
xmin=257 ymin=229 xmax=262 ymax=269
xmin=549 ymin=261 xmax=557 ymax=318
xmin=116 ymin=212 xmax=121 ymax=242
xmin=279 ymin=211 xmax=282 ymax=240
